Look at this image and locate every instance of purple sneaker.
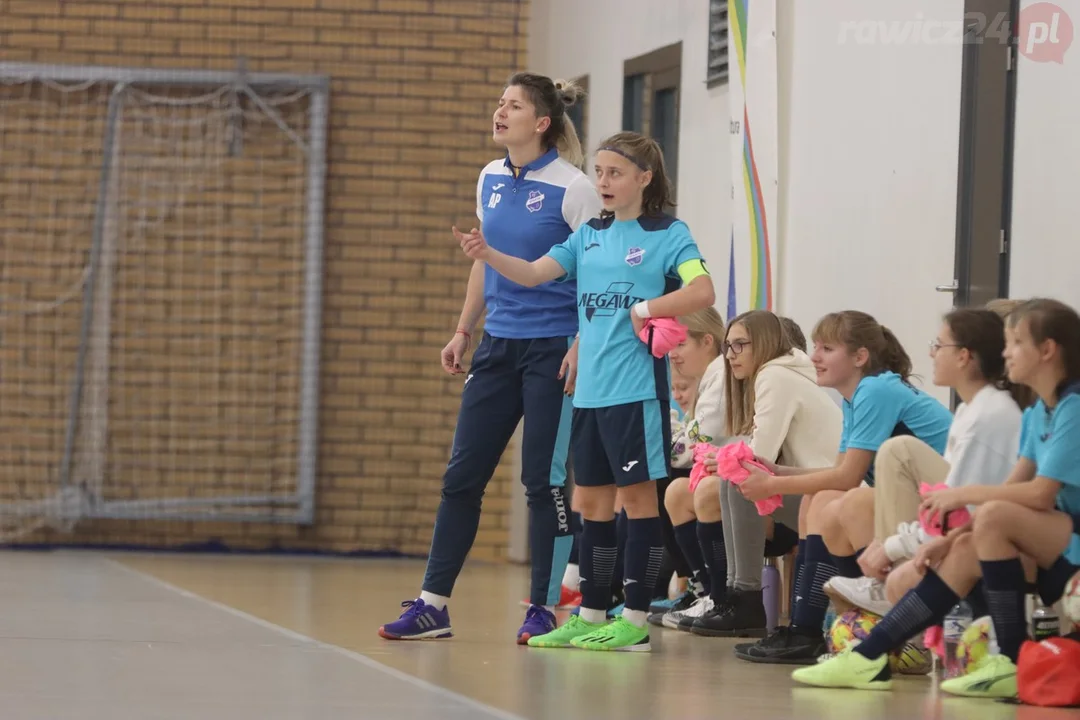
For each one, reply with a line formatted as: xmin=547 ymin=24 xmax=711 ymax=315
xmin=378 ymin=599 xmax=453 ymax=640
xmin=517 ymin=605 xmax=556 ymax=645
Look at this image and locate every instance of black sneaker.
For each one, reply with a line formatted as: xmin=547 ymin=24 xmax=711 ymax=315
xmin=733 ymin=625 xmax=826 ymax=665
xmin=690 ymin=589 xmax=768 ymax=638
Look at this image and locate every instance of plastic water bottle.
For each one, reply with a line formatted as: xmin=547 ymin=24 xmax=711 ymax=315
xmin=822 ymin=603 xmax=838 ymax=637
xmin=1032 ymin=600 xmax=1061 ymax=641
xmin=943 ymin=600 xmax=974 ymax=679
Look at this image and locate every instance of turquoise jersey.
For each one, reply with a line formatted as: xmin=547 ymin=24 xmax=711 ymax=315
xmin=839 ymin=371 xmax=953 ymax=485
xmin=546 ymin=214 xmax=703 ymax=409
xmin=1019 ymin=391 xmax=1080 ymax=564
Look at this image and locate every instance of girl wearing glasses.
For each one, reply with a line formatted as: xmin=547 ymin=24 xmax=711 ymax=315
xmin=824 ymin=307 xmax=1026 ymax=620
xmin=661 ymin=311 xmax=839 ymax=637
xmin=732 ymin=310 xmax=954 ymax=664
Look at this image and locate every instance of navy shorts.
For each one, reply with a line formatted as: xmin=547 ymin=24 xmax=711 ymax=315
xmin=1036 ymin=554 xmax=1080 ymax=607
xmin=572 ymin=399 xmax=671 ymax=488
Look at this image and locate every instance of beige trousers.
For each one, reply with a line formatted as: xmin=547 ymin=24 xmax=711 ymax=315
xmin=872 ymin=436 xmax=950 ymax=542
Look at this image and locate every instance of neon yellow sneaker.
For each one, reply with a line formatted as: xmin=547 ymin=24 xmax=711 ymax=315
xmin=569 ymin=616 xmax=651 ymax=652
xmin=790 ymin=647 xmax=893 ymax=690
xmin=526 ymin=614 xmax=605 ymax=648
xmin=939 ymin=654 xmax=1017 ymax=699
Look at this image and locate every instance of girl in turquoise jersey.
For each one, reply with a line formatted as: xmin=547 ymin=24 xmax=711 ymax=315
xmin=458 ymin=132 xmax=716 ymax=651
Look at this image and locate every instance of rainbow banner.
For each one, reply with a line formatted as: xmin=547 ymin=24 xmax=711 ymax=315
xmin=729 ymin=0 xmax=778 ymax=312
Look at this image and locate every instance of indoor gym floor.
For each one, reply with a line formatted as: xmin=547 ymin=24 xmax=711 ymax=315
xmin=1 ymin=551 xmax=1061 ymax=719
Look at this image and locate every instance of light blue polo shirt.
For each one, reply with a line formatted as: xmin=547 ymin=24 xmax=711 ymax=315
xmin=1019 ymin=392 xmax=1080 ymax=564
xmin=839 ymin=371 xmax=954 ymax=485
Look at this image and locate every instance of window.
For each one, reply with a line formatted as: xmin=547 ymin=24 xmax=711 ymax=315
xmin=566 ymin=74 xmax=589 ymax=155
xmin=623 ymin=43 xmax=683 ymax=196
xmin=652 ymin=87 xmax=678 ymax=183
xmin=622 ymin=74 xmax=645 ymax=133
xmin=707 ymin=0 xmax=730 ymax=88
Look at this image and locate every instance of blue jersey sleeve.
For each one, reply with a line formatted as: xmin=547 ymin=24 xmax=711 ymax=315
xmin=664 ymin=221 xmax=704 ymax=278
xmin=844 ymin=377 xmax=909 ymax=452
xmin=838 ymin=402 xmax=852 ymax=454
xmin=1018 ymin=406 xmax=1037 ymax=462
xmin=1037 ymin=397 xmax=1080 ymax=489
xmin=546 ymin=226 xmax=583 ymax=282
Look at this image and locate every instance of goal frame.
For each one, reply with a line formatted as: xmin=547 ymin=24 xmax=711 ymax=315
xmin=0 ymin=61 xmax=330 ymax=526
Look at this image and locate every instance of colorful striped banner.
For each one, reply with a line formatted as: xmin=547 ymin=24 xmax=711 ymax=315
xmin=729 ymin=0 xmax=778 ymax=312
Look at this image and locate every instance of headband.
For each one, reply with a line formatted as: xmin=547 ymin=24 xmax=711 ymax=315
xmin=598 ymin=145 xmax=649 ymax=171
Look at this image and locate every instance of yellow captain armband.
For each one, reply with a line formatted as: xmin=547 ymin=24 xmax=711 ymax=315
xmin=677 ymin=258 xmax=710 ymax=286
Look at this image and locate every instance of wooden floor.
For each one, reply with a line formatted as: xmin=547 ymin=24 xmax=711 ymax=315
xmin=80 ymin=552 xmax=1048 ymax=720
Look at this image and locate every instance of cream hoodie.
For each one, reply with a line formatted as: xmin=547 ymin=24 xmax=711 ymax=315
xmin=745 ymin=349 xmax=842 ymax=468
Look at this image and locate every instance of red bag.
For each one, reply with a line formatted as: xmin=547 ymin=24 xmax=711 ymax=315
xmin=1017 ymin=635 xmax=1080 ymax=708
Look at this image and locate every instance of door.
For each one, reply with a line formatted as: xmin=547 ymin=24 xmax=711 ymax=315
xmin=943 ymin=0 xmax=1018 ymax=307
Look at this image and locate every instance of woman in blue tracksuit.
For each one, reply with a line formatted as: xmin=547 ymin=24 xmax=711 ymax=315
xmin=378 ymin=73 xmax=602 ymax=645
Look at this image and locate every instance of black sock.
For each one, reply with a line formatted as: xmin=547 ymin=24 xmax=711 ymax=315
xmin=623 ymin=517 xmax=665 ymax=612
xmin=790 ymin=539 xmax=806 ymax=612
xmin=981 ymin=557 xmax=1028 ymax=662
xmin=790 ymin=534 xmax=836 ymax=634
xmin=672 ymin=521 xmax=711 ymax=597
xmin=568 ymin=512 xmax=582 ymax=565
xmin=654 ymin=549 xmax=676 ymax=599
xmin=696 ymin=520 xmax=728 ymax=603
xmin=834 ymin=552 xmax=862 ymax=579
xmin=855 ymin=570 xmax=959 ymax=660
xmin=579 ymin=519 xmax=618 ymax=611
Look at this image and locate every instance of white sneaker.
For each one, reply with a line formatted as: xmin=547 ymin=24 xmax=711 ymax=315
xmin=662 ymin=595 xmax=713 ymax=630
xmin=823 ymin=576 xmax=892 ymax=617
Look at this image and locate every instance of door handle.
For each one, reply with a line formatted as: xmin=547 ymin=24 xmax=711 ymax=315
xmin=935 ymin=280 xmax=959 ymax=293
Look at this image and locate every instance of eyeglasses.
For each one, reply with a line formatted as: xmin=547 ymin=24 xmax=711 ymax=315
xmin=723 ymin=339 xmax=752 ymax=356
xmin=929 ymin=340 xmax=963 ymax=354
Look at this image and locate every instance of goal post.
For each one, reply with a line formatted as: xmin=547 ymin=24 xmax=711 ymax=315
xmin=0 ymin=61 xmax=329 ymax=537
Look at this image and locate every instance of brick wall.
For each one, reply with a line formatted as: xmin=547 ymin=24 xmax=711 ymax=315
xmin=0 ymin=0 xmax=528 ymax=561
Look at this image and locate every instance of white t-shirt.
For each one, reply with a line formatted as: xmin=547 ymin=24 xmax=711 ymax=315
xmin=884 ymin=385 xmax=1022 ymax=562
xmin=942 ymin=385 xmax=1022 ymax=488
xmin=671 ymin=355 xmax=728 ymax=469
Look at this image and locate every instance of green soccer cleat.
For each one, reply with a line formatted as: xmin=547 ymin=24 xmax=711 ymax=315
xmin=790 ymin=647 xmax=893 ymax=691
xmin=526 ymin=614 xmax=606 ymax=648
xmin=939 ymin=654 xmax=1017 ymax=699
xmin=569 ymin=616 xmax=651 ymax=652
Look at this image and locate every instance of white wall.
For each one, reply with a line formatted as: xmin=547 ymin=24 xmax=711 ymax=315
xmin=1010 ymin=0 xmax=1080 ymax=306
xmin=527 ymin=0 xmax=731 ymax=285
xmin=776 ymin=0 xmax=964 ymax=403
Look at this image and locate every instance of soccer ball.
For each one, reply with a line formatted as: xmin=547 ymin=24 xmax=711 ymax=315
xmin=1063 ymin=569 xmax=1080 ymax=627
xmin=956 ymin=615 xmax=995 ymax=674
xmin=827 ymin=608 xmax=878 ymax=654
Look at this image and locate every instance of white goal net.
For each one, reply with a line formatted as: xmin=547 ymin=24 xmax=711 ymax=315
xmin=0 ymin=63 xmax=327 ymax=540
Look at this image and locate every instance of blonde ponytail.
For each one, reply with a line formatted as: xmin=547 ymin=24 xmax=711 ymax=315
xmin=553 ymin=78 xmax=585 ymax=169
